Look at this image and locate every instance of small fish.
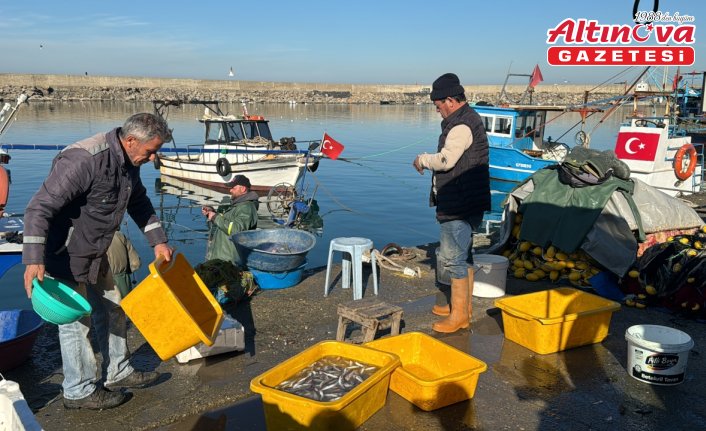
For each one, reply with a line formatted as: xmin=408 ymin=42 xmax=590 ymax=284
xmin=275 ymin=355 xmax=379 ymax=401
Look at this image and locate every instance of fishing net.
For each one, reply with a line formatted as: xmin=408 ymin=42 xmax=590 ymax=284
xmin=194 ymin=259 xmax=257 ymax=305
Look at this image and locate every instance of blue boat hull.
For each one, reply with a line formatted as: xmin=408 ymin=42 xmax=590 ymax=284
xmin=489 ymin=146 xmax=559 ymax=183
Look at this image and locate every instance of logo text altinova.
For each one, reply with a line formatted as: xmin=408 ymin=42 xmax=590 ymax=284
xmin=546 ymin=18 xmax=695 ymax=66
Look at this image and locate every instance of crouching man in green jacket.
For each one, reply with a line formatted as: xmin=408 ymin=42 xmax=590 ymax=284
xmin=202 ymin=174 xmax=259 ymax=263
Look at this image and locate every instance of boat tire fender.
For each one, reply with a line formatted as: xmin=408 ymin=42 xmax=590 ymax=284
xmin=153 ymin=154 xmax=161 ymax=169
xmin=674 ymin=144 xmax=697 ymax=181
xmin=216 ymin=157 xmax=232 ymax=176
xmin=307 ymin=160 xmax=319 ymax=173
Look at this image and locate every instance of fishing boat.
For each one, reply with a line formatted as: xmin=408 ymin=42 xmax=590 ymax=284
xmin=153 ymin=100 xmax=322 ymax=192
xmin=613 ymin=89 xmax=704 ymax=197
xmin=155 ymin=175 xmax=322 ymax=231
xmin=474 ymin=103 xmax=569 ymax=183
xmin=0 ymin=309 xmax=43 ymax=372
xmin=0 ymin=93 xmax=27 ymax=279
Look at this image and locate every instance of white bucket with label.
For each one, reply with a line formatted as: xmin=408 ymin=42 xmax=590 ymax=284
xmin=625 ymin=324 xmax=694 ymax=386
xmin=472 ymin=254 xmax=509 ymax=298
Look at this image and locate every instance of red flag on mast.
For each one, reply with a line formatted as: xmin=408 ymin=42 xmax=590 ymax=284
xmin=672 ymin=67 xmax=682 ymax=91
xmin=529 ymin=64 xmax=544 ymax=88
xmin=321 ymin=132 xmax=344 ymax=160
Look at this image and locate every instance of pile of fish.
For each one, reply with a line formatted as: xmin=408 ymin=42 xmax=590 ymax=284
xmin=275 ymin=355 xmax=378 ymax=402
xmin=255 ymin=241 xmax=294 ymax=254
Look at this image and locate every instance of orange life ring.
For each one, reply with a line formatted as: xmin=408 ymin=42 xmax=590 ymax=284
xmin=0 ymin=166 xmax=9 ymax=218
xmin=674 ymin=144 xmax=697 ymax=181
xmin=245 ymin=115 xmax=264 ymax=121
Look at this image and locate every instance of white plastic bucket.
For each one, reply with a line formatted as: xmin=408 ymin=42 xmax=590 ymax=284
xmin=472 ymin=254 xmax=509 ymax=298
xmin=625 ymin=324 xmax=694 ymax=386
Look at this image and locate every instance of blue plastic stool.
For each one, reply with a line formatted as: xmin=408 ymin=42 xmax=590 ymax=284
xmin=324 ymin=237 xmax=378 ymax=300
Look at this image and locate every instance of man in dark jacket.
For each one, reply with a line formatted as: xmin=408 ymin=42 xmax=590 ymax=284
xmin=202 ymin=174 xmax=259 ymax=263
xmin=22 ymin=113 xmax=173 ymax=410
xmin=413 ymin=73 xmax=490 ymax=333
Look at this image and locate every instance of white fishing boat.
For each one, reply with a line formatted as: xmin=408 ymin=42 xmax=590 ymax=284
xmin=613 ymin=90 xmax=704 ymax=197
xmin=153 ymin=100 xmax=322 ymax=192
xmin=155 ymin=175 xmax=321 ymax=230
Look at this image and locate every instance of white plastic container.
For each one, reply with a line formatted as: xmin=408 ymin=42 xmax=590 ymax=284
xmin=175 ymin=316 xmax=245 ymax=364
xmin=0 ymin=378 xmax=44 ymax=431
xmin=625 ymin=324 xmax=694 ymax=386
xmin=472 ymin=254 xmax=509 ymax=298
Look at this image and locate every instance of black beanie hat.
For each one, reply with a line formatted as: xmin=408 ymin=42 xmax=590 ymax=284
xmin=430 ymin=73 xmax=465 ymax=101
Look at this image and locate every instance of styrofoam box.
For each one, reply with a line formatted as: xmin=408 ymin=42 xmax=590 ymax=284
xmin=175 ymin=316 xmax=245 ymax=364
xmin=1 ymin=379 xmax=44 ymax=431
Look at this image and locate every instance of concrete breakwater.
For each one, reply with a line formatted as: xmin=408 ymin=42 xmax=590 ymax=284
xmin=0 ymin=73 xmax=624 ymax=106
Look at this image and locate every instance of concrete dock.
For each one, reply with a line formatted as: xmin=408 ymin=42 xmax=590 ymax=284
xmin=5 ymin=243 xmax=706 ymax=431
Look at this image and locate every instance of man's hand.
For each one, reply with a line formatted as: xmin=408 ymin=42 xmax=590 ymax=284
xmin=413 ymin=155 xmax=424 ymax=175
xmin=24 ymin=264 xmax=45 ymax=298
xmin=154 ymin=243 xmax=173 ymax=262
xmin=201 ymin=206 xmax=216 ymax=221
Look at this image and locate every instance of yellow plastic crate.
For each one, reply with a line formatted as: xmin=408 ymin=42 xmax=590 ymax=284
xmin=366 ymin=332 xmax=487 ymax=411
xmin=495 ymin=287 xmax=620 ymax=355
xmin=250 ymin=340 xmax=400 ymax=431
xmin=121 ymin=253 xmax=223 ymax=361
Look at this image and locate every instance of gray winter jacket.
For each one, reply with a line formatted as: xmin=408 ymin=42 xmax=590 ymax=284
xmin=22 ymin=128 xmax=167 ymax=284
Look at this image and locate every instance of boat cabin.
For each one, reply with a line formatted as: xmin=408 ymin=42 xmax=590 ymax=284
xmin=472 ymin=105 xmax=556 ymax=153
xmin=201 ymin=116 xmax=275 ymax=145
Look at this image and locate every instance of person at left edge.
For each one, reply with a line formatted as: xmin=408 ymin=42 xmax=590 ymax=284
xmin=21 ymin=113 xmax=174 ymax=410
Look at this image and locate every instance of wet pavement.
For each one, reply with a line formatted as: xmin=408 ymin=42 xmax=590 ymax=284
xmin=5 ymin=242 xmax=706 ymax=430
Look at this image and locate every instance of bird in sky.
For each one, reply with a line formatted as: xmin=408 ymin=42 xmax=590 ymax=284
xmin=229 ymin=67 xmax=234 ymax=77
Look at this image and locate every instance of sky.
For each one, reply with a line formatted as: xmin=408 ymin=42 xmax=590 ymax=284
xmin=1 ymin=0 xmax=704 ymax=86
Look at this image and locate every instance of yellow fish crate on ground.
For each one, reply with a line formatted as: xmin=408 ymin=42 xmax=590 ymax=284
xmin=495 ymin=287 xmax=621 ymax=355
xmin=366 ymin=332 xmax=487 ymax=411
xmin=250 ymin=340 xmax=400 ymax=431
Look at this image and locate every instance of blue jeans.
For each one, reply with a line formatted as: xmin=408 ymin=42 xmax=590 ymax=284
xmin=57 ymin=267 xmax=133 ymax=400
xmin=437 ymin=214 xmax=484 ymax=280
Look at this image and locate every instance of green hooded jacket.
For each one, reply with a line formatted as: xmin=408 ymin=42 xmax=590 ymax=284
xmin=205 ymin=191 xmax=259 ymax=263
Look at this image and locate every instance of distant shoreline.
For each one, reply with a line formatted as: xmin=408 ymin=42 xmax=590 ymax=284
xmin=0 ymin=73 xmax=625 ymax=105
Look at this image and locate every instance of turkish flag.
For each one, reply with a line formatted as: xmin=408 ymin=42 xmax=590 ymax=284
xmin=614 ymin=131 xmax=660 ymax=161
xmin=672 ymin=66 xmax=682 ymax=91
xmin=529 ymin=64 xmax=543 ymax=88
xmin=321 ymin=132 xmax=344 ymax=160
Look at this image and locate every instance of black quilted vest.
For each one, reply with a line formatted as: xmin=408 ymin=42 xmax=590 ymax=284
xmin=431 ymin=104 xmax=490 ymax=221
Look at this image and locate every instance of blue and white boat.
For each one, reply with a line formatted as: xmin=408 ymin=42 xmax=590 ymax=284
xmin=472 ymin=104 xmax=569 ymax=184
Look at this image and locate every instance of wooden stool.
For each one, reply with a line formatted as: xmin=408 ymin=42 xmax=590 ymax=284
xmin=336 ymin=297 xmax=403 ymax=343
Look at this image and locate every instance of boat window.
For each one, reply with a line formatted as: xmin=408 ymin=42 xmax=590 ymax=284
xmin=226 ymin=122 xmax=245 ymax=141
xmin=257 ymin=123 xmax=273 ymax=141
xmin=243 ymin=121 xmax=274 ymax=141
xmin=516 ymin=112 xmax=537 ymax=137
xmin=494 ymin=116 xmax=513 ymax=136
xmin=243 ymin=122 xmax=259 ymax=139
xmin=481 ymin=115 xmax=493 ymax=133
xmin=205 ymin=123 xmax=227 ymax=143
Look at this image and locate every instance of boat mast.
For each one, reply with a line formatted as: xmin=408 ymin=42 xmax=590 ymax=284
xmin=0 ymin=94 xmax=29 ymax=138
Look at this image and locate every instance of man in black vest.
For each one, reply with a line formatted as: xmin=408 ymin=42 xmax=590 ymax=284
xmin=413 ymin=73 xmax=490 ymax=333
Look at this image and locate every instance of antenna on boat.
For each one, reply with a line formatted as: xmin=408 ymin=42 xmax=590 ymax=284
xmin=241 ymin=100 xmax=249 ymax=117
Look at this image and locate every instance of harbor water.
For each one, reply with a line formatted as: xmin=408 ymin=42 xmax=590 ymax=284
xmin=0 ymin=101 xmax=626 ymax=309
